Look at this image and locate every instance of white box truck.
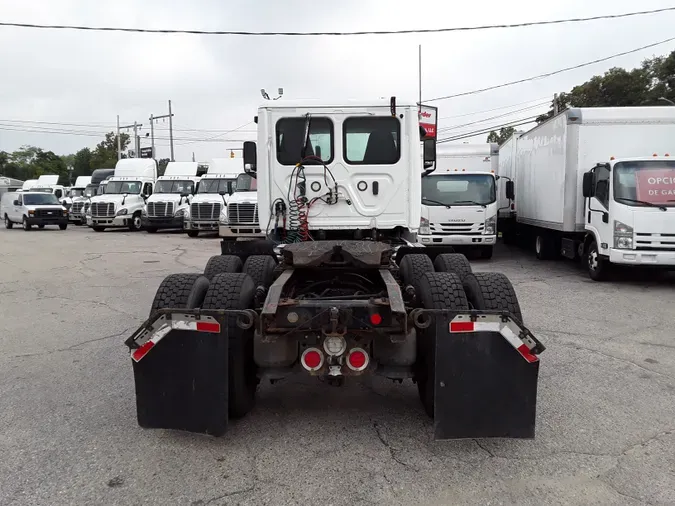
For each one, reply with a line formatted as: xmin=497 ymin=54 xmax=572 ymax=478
xmin=89 ymin=159 xmax=157 ymax=232
xmin=496 ymin=132 xmax=522 ymax=244
xmin=184 ymin=158 xmax=243 ymax=238
xmin=418 ymin=143 xmax=501 ymax=259
xmin=143 ymin=161 xmax=201 ymax=233
xmin=510 ymin=106 xmax=675 ymax=280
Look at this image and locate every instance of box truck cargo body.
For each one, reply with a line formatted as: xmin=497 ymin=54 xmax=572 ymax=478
xmin=496 ymin=132 xmax=522 ymax=242
xmin=511 ymin=106 xmax=675 ymax=280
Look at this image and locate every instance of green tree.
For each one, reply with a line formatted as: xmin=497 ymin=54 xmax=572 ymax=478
xmin=72 ymin=148 xmax=93 ymax=178
xmin=90 ymin=132 xmax=130 ymax=169
xmin=486 ymin=126 xmax=516 ymax=145
xmin=7 ymin=145 xmax=69 ymax=184
xmin=157 ymin=158 xmax=170 ymax=177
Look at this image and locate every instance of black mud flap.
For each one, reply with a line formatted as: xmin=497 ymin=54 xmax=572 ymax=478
xmin=434 ymin=324 xmax=539 ymax=439
xmin=132 ymin=324 xmax=230 ymax=436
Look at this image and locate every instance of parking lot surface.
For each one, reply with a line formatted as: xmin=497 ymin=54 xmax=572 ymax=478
xmin=0 ymin=226 xmax=673 ymax=506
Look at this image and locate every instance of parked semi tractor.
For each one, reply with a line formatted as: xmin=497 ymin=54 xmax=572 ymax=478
xmin=185 ymin=158 xmax=242 ymax=238
xmin=219 ymin=172 xmax=264 ymax=241
xmin=89 ymin=159 xmax=157 ymax=232
xmin=125 ymin=98 xmax=544 ymax=440
xmin=63 ymin=176 xmax=92 ymax=224
xmin=418 ymin=143 xmax=502 ymax=259
xmin=143 ymin=162 xmax=200 ymax=233
xmin=507 ymin=106 xmax=675 ymax=280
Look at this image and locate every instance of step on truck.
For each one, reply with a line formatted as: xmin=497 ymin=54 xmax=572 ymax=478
xmin=505 ymin=106 xmax=675 ymax=280
xmin=418 ymin=143 xmax=505 ymax=259
xmin=184 ymin=158 xmax=242 ymax=237
xmin=143 ymin=162 xmax=201 ymax=233
xmin=219 ymin=172 xmax=264 ymax=241
xmin=89 ymin=159 xmax=157 ymax=232
xmin=125 ymin=98 xmax=545 ymax=439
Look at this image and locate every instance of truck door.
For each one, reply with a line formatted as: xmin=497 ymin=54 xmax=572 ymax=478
xmin=587 ymin=164 xmax=612 ymax=253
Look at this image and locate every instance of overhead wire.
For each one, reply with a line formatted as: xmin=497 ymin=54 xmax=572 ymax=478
xmin=437 ymin=101 xmax=550 ymax=133
xmin=0 ymin=7 xmax=673 ymax=36
xmin=437 ymin=115 xmax=541 ymax=143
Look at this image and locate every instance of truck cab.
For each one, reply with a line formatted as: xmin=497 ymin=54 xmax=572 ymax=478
xmin=418 ymin=144 xmax=499 ymax=259
xmin=582 ymin=155 xmax=675 ymax=277
xmin=65 ymin=176 xmax=92 ymax=224
xmin=89 ymin=159 xmax=157 ymax=232
xmin=27 ymin=175 xmax=67 ymax=205
xmin=219 ymin=173 xmax=262 ymax=240
xmin=185 ymin=158 xmax=242 ymax=238
xmin=142 ymin=161 xmax=200 ymax=233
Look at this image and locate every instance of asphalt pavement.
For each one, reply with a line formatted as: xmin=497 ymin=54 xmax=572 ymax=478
xmin=0 ymin=225 xmax=673 ymax=506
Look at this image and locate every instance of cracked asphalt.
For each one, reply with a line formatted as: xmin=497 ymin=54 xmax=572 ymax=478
xmin=1 ymin=226 xmax=674 ymax=506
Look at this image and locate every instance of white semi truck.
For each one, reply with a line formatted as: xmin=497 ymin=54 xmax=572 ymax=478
xmin=184 ymin=158 xmax=242 ymax=238
xmin=143 ymin=162 xmax=200 ymax=233
xmin=89 ymin=159 xmax=157 ymax=232
xmin=64 ymin=176 xmax=92 ymax=224
xmin=508 ymin=106 xmax=675 ymax=280
xmin=218 ymin=173 xmax=264 ymax=241
xmin=418 ymin=143 xmax=501 ymax=259
xmin=125 ymin=98 xmax=545 ymax=441
xmin=28 ymin=175 xmax=68 ymax=204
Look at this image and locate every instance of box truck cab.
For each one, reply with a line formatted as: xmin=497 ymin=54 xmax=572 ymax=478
xmin=219 ymin=172 xmax=263 ymax=240
xmin=89 ymin=159 xmax=157 ymax=232
xmin=142 ymin=161 xmax=200 ymax=233
xmin=509 ymin=106 xmax=675 ymax=281
xmin=418 ymin=144 xmax=499 ymax=259
xmin=185 ymin=158 xmax=242 ymax=238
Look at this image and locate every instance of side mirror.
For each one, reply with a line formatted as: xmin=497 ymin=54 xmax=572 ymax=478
xmin=582 ymin=172 xmax=594 ymax=198
xmin=13 ymin=200 xmax=19 ymax=206
xmin=218 ymin=190 xmax=227 ymax=196
xmin=180 ymin=191 xmax=190 ymax=198
xmin=243 ymin=141 xmax=257 ymax=174
xmin=423 ymin=138 xmax=436 ymax=170
xmin=505 ymin=181 xmax=515 ymax=200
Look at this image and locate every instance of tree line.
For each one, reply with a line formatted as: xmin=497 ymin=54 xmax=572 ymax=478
xmin=0 ymin=132 xmax=170 ymax=185
xmin=488 ymin=49 xmax=675 ymax=145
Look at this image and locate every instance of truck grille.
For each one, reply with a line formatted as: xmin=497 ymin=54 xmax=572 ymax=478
xmin=147 ymin=202 xmax=175 ymax=218
xmin=430 ymin=222 xmax=484 ymax=236
xmin=34 ymin=208 xmax=64 ymax=218
xmin=91 ymin=202 xmax=115 ymax=217
xmin=635 ymin=233 xmax=675 ymax=251
xmin=72 ymin=202 xmax=84 ymax=214
xmin=191 ymin=202 xmax=221 ymax=221
xmin=228 ymin=203 xmax=258 ymax=224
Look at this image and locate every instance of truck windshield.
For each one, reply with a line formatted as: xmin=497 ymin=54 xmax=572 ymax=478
xmin=614 ymin=160 xmax=675 ymax=207
xmin=23 ymin=194 xmax=60 ymax=205
xmin=235 ymin=174 xmax=257 ymax=191
xmin=422 ymin=174 xmax=496 ymax=206
xmin=84 ymin=185 xmax=97 ymax=197
xmin=105 ymin=181 xmax=142 ymax=194
xmin=155 ymin=180 xmax=194 ymax=194
xmin=198 ymin=178 xmax=237 ymax=194
xmin=70 ymin=189 xmax=85 ymax=198
xmin=97 ymin=185 xmax=107 ymax=195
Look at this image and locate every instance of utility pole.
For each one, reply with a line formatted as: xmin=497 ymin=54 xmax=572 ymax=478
xmin=553 ymin=93 xmax=560 ymax=115
xmin=418 ymin=44 xmax=422 ymax=108
xmin=119 ymin=120 xmax=143 ymax=158
xmin=149 ymin=100 xmax=175 ymax=161
xmin=116 ymin=115 xmax=121 ymax=160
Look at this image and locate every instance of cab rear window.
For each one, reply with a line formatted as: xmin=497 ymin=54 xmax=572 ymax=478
xmin=276 ymin=117 xmax=333 ymax=165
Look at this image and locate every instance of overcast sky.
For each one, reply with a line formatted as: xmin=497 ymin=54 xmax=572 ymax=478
xmin=0 ymin=0 xmax=674 ymax=162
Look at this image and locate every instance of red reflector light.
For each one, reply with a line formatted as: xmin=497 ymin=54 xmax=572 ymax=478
xmin=517 ymin=344 xmax=538 ymax=363
xmin=450 ymin=321 xmax=474 ymax=332
xmin=196 ymin=321 xmax=220 ymax=333
xmin=370 ymin=313 xmax=382 ymax=325
xmin=301 ymin=348 xmax=323 ymax=371
xmin=347 ymin=348 xmax=369 ymax=371
xmin=132 ymin=340 xmax=155 ymax=362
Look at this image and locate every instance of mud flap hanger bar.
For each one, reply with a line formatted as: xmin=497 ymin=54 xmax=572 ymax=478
xmin=409 ymin=309 xmax=546 ymax=363
xmin=125 ymin=308 xmax=258 ymax=362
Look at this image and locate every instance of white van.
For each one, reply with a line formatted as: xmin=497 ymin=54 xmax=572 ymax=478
xmin=2 ymin=191 xmax=69 ymax=231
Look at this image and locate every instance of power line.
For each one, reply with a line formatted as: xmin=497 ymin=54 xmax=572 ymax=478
xmin=437 ymin=101 xmax=550 ymax=133
xmin=437 ymin=96 xmax=550 ymax=120
xmin=437 ymin=115 xmax=541 ymax=143
xmin=424 ymin=36 xmax=675 ymax=103
xmin=1 ymin=7 xmax=673 ymax=36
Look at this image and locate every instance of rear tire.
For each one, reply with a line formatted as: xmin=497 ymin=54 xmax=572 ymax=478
xmin=187 ymin=230 xmax=199 ymax=238
xmin=535 ymin=234 xmax=555 ymax=260
xmin=202 ymin=273 xmax=257 ymax=419
xmin=433 ymin=253 xmax=472 ymax=281
xmin=242 ymin=255 xmax=277 ymax=288
xmin=58 ymin=224 xmax=67 ymax=230
xmin=204 ymin=255 xmax=242 ymax=281
xmin=399 ymin=254 xmax=434 ymax=287
xmin=414 ymin=271 xmax=469 ymax=418
xmin=93 ymin=226 xmax=105 ymax=232
xmin=4 ymin=215 xmax=12 ymax=229
xmin=150 ymin=273 xmax=210 ymax=317
xmin=462 ymin=272 xmax=523 ymax=323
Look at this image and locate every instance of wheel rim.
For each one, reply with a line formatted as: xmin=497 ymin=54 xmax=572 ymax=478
xmin=134 ymin=216 xmax=141 ymax=229
xmin=23 ymin=219 xmax=28 ymax=229
xmin=4 ymin=217 xmax=8 ymax=226
xmin=588 ymin=246 xmax=599 ymax=271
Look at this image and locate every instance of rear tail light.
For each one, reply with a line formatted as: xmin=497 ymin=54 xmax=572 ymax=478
xmin=346 ymin=348 xmax=369 ymax=372
xmin=301 ymin=348 xmax=324 ymax=371
xmin=370 ymin=313 xmax=382 ymax=325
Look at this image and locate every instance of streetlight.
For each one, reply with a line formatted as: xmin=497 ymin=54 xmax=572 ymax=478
xmin=261 ymin=88 xmax=284 ymax=101
xmin=658 ymin=97 xmax=675 ymax=106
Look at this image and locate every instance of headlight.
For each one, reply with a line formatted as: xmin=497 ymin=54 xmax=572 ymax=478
xmin=116 ymin=208 xmax=128 ymax=217
xmin=28 ymin=210 xmax=35 ymax=216
xmin=419 ymin=217 xmax=430 ymax=235
xmin=484 ymin=216 xmax=496 ymax=235
xmin=219 ymin=210 xmax=228 ymax=225
xmin=614 ymin=220 xmax=633 ymax=249
xmin=174 ymin=208 xmax=186 ymax=218
xmin=62 ymin=210 xmax=68 ymax=216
